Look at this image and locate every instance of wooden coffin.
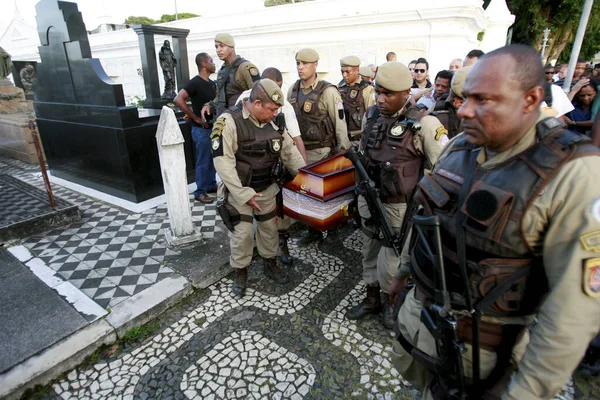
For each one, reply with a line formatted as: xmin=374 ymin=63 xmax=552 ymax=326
xmin=282 ymin=153 xmax=356 ymax=231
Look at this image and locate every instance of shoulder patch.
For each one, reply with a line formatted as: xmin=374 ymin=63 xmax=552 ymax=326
xmin=583 ymin=258 xmax=600 ymax=297
xmin=581 ymin=231 xmax=600 ymax=253
xmin=435 ymin=126 xmax=449 ymax=141
xmin=211 ymin=136 xmax=223 ymax=157
xmin=211 ymin=117 xmax=226 ymax=140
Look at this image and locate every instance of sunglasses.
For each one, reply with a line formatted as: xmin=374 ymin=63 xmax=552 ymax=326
xmin=545 ymin=71 xmax=554 ymax=74
xmin=414 ymin=69 xmax=426 ymax=73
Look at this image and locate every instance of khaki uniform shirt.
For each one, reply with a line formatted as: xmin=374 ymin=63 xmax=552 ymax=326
xmin=213 ymin=102 xmax=306 ymax=205
xmin=212 ymin=57 xmax=259 ymax=106
xmin=340 ymin=78 xmax=376 ymax=137
xmin=287 ymin=75 xmax=351 ymax=151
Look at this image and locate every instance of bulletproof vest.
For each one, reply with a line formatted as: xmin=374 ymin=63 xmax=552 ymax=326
xmin=431 ymin=102 xmax=461 ymax=139
xmin=225 ymin=106 xmax=283 ymax=192
xmin=290 ymin=80 xmax=336 ymax=150
xmin=338 ymin=79 xmax=370 ymax=134
xmin=216 ymin=57 xmax=248 ymax=116
xmin=360 ymin=106 xmax=423 ymax=202
xmin=411 ymin=117 xmax=600 ymax=317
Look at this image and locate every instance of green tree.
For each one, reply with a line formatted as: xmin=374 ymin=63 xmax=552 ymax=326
xmin=124 ymin=16 xmax=156 ymax=25
xmin=506 ymin=0 xmax=600 ymax=63
xmin=264 ymin=0 xmax=313 ymax=7
xmin=157 ymin=13 xmax=199 ymax=23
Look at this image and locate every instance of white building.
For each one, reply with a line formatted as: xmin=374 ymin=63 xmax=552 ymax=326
xmin=1 ymin=0 xmax=515 ymax=104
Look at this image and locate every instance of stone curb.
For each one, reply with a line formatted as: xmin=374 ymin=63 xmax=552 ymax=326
xmin=0 ymin=274 xmax=192 ymax=400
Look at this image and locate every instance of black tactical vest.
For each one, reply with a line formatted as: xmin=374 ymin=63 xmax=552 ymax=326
xmin=289 ymin=80 xmax=336 ymax=151
xmin=339 ymin=79 xmax=370 ymax=134
xmin=431 ymin=102 xmax=461 ymax=139
xmin=411 ymin=117 xmax=600 ymax=317
xmin=216 ymin=58 xmax=253 ymax=116
xmin=360 ymin=106 xmax=423 ymax=203
xmin=225 ymin=106 xmax=283 ymax=192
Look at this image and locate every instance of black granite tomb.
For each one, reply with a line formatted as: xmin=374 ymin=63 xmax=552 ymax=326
xmin=33 ymin=0 xmax=194 ymax=203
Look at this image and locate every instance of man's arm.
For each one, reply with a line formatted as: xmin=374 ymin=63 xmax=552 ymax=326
xmin=363 ymin=84 xmax=377 ymax=110
xmin=281 ymin=100 xmax=308 ymax=163
xmin=236 ymin=62 xmax=260 ymax=91
xmin=418 ymin=115 xmax=450 ymax=168
xmin=503 ymin=156 xmax=600 ymax=400
xmin=321 ymin=86 xmax=350 ymax=151
xmin=278 ymin=122 xmax=306 ymax=175
xmin=212 ymin=115 xmax=257 ymax=205
xmin=174 ymin=89 xmax=203 ymax=125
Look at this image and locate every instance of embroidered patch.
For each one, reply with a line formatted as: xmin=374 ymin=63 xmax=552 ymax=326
xmin=271 ymin=92 xmax=281 ymax=102
xmin=211 ymin=137 xmax=223 ymax=157
xmin=591 ymin=197 xmax=600 ymax=222
xmin=249 ymin=66 xmax=259 ymax=76
xmin=303 ymin=101 xmax=312 ymax=113
xmin=436 ymin=168 xmax=464 ymax=184
xmin=435 ymin=126 xmax=449 ymax=141
xmin=271 ymin=138 xmax=281 ymax=152
xmin=350 ymin=89 xmax=358 ymax=99
xmin=212 ymin=138 xmax=220 ymax=151
xmin=581 ymin=231 xmax=600 ymax=253
xmin=583 ymin=258 xmax=600 ymax=298
xmin=390 ymin=123 xmax=404 ymax=136
xmin=440 ymin=135 xmax=450 ymax=146
xmin=211 ymin=117 xmax=226 ymax=139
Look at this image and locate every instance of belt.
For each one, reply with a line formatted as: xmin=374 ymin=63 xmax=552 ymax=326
xmin=457 ymin=318 xmax=524 ymax=353
xmin=381 ymin=195 xmax=406 ymax=204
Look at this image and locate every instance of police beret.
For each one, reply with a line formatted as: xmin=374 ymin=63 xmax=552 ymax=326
xmin=340 ymin=55 xmax=361 ymax=67
xmin=214 ymin=33 xmax=235 ymax=47
xmin=374 ymin=62 xmax=412 ymax=92
xmin=295 ymin=48 xmax=319 ymax=63
xmin=258 ymin=78 xmax=284 ymax=107
xmin=359 ymin=66 xmax=374 ymax=78
xmin=451 ymin=66 xmax=472 ymax=99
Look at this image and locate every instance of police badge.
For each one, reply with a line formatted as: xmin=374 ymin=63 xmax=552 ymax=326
xmin=303 ymin=101 xmax=312 ymax=113
xmin=212 ymin=138 xmax=220 ymax=151
xmin=350 ymin=89 xmax=358 ymax=99
xmin=390 ymin=123 xmax=404 ymax=136
xmin=583 ymin=258 xmax=600 ymax=298
xmin=271 ymin=138 xmax=281 ymax=152
xmin=272 ymin=92 xmax=280 ymax=102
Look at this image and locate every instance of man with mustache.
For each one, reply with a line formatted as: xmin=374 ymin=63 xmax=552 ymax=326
xmin=345 ymin=61 xmax=448 ymax=329
xmin=390 ymin=44 xmax=600 ymax=399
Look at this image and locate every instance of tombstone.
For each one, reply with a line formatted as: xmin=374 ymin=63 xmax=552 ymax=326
xmin=33 ymin=0 xmax=195 ymax=203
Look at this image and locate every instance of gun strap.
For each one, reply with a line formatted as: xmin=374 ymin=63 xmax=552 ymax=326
xmin=254 ymin=210 xmax=276 ymax=222
xmin=455 ymin=148 xmax=481 ymax=386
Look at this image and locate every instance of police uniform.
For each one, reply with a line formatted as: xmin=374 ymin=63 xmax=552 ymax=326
xmin=346 ymin=62 xmax=449 ymax=328
xmin=338 ymin=55 xmax=376 ymax=148
xmin=213 ymin=33 xmax=261 ymax=116
xmin=430 ymin=66 xmax=471 ymax=139
xmin=391 ymin=115 xmax=600 ymax=398
xmin=287 ymin=48 xmax=350 ymax=164
xmin=212 ymin=79 xmax=305 ymax=296
xmin=359 ymin=65 xmax=375 ymax=85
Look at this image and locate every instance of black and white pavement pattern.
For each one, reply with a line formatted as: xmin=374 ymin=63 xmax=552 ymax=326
xmin=37 ymin=229 xmax=575 ymax=400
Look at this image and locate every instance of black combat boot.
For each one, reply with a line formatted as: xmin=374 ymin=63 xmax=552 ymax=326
xmin=382 ymin=293 xmax=395 ymax=329
xmin=279 ymin=233 xmax=292 ymax=265
xmin=346 ymin=284 xmax=382 ymax=320
xmin=263 ymin=257 xmax=289 ymax=284
xmin=297 ymin=227 xmax=322 ymax=248
xmin=231 ymin=267 xmax=248 ymax=297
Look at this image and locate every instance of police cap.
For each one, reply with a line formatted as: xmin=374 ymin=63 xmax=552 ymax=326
xmin=214 ymin=33 xmax=235 ymax=47
xmin=451 ymin=66 xmax=472 ymax=99
xmin=340 ymin=55 xmax=361 ymax=67
xmin=295 ymin=48 xmax=319 ymax=63
xmin=258 ymin=78 xmax=284 ymax=107
xmin=374 ymin=62 xmax=412 ymax=92
xmin=359 ymin=66 xmax=374 ymax=78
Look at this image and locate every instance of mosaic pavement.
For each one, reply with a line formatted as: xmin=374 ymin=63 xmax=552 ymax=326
xmin=29 ymin=228 xmax=578 ymax=400
xmin=1 ymin=156 xmax=221 ymax=309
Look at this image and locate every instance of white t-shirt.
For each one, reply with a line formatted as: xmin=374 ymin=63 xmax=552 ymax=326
xmin=540 ymin=84 xmax=574 ymax=118
xmin=237 ymin=89 xmax=301 ymax=138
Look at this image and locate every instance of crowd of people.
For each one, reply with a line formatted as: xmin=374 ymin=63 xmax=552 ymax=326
xmin=173 ymin=34 xmax=600 ymax=400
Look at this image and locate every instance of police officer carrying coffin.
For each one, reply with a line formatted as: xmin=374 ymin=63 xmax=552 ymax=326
xmin=338 ymin=55 xmax=376 ymax=147
xmin=390 ymin=44 xmax=600 ymax=399
xmin=202 ymin=33 xmax=260 ymax=119
xmin=345 ymin=61 xmax=449 ymax=329
xmin=211 ymin=79 xmax=305 ymax=297
xmin=288 ymin=48 xmax=350 ymax=246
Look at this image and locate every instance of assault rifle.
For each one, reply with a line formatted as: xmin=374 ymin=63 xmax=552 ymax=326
xmin=411 ymin=214 xmax=468 ymax=399
xmin=345 ymin=146 xmax=410 ymax=256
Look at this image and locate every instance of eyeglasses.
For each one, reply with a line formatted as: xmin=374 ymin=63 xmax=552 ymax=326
xmin=545 ymin=71 xmax=554 ymax=74
xmin=414 ymin=69 xmax=426 ymax=73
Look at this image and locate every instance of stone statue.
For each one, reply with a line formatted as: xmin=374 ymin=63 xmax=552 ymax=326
xmin=0 ymin=46 xmax=12 ymax=81
xmin=159 ymin=40 xmax=177 ymax=99
xmin=19 ymin=65 xmax=36 ymax=95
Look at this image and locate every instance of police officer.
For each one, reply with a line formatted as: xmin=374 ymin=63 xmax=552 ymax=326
xmin=288 ymin=48 xmax=350 ymax=246
xmin=339 ymin=55 xmax=376 ymax=147
xmin=390 ymin=44 xmax=600 ymax=399
xmin=429 ymin=66 xmax=471 ymax=139
xmin=212 ymin=79 xmax=305 ymax=297
xmin=203 ymin=33 xmax=260 ymax=119
xmin=359 ymin=66 xmax=375 ymax=85
xmin=345 ymin=61 xmax=449 ymax=329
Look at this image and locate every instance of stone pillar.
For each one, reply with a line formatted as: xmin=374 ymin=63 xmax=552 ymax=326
xmin=155 ymin=106 xmax=202 ymax=247
xmin=172 ymin=36 xmax=189 ymax=94
xmin=136 ymin=32 xmax=161 ymax=107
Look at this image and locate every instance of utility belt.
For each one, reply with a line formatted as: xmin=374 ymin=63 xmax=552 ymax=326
xmin=216 ymin=187 xmax=277 ymax=233
xmin=304 ymin=138 xmax=336 ymax=151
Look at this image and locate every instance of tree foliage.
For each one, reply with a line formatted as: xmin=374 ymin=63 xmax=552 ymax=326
xmin=264 ymin=0 xmax=313 ymax=7
xmin=506 ymin=0 xmax=600 ymax=63
xmin=124 ymin=13 xmax=199 ymax=25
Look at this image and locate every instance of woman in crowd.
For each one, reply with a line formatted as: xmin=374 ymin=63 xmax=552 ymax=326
xmin=565 ymin=77 xmax=598 ymax=136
